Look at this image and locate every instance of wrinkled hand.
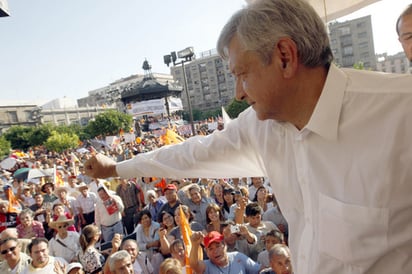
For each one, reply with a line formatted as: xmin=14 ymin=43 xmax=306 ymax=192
xmin=53 ymin=261 xmax=65 ymax=274
xmin=84 ymin=153 xmax=118 ymax=179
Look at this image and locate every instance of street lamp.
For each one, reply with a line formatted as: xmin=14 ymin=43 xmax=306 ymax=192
xmin=164 ymin=47 xmax=196 ymax=136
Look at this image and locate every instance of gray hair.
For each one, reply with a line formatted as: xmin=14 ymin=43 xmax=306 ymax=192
xmin=18 ymin=208 xmax=34 ymax=219
xmin=217 ymin=0 xmax=332 ymax=68
xmin=396 ymin=4 xmax=412 ymax=35
xmin=268 ymin=243 xmax=291 ymax=259
xmin=108 ymin=250 xmax=131 ymax=272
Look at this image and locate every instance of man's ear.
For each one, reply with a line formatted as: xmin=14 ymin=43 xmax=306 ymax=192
xmin=274 ymin=37 xmax=298 ymax=78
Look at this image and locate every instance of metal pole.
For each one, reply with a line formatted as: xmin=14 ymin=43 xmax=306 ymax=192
xmin=181 ymin=60 xmax=196 ymax=135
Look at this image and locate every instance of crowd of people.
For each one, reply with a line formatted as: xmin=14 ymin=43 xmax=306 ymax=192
xmin=0 ymin=134 xmax=291 ymax=274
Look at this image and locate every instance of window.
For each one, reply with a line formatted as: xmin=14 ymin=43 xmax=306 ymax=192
xmin=343 ymin=46 xmax=353 ymax=56
xmin=339 ymin=26 xmax=351 ymax=35
xmin=8 ymin=111 xmax=18 ymax=123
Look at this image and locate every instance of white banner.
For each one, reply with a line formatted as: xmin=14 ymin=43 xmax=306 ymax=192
xmin=126 ymin=97 xmax=183 ymax=116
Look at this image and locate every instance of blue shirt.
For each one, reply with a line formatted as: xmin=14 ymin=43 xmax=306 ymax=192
xmin=204 ymin=251 xmax=260 ymax=274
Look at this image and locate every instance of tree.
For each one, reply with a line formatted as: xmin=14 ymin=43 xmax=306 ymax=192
xmin=0 ymin=136 xmax=11 ymax=158
xmin=3 ymin=126 xmax=34 ymax=151
xmin=226 ymin=99 xmax=250 ymax=119
xmin=28 ymin=124 xmax=53 ymax=147
xmin=86 ymin=110 xmax=132 ymax=138
xmin=44 ymin=131 xmax=79 ymax=153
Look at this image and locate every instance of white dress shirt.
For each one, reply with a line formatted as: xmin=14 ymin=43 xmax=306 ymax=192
xmin=117 ymin=65 xmax=412 ymax=273
xmin=95 ymin=193 xmax=124 ymax=227
xmin=49 ymin=231 xmax=80 ymax=262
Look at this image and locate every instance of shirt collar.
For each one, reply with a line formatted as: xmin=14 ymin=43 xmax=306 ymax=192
xmin=305 ymin=64 xmax=347 ymax=141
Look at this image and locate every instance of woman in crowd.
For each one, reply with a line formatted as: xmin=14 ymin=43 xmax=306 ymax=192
xmin=253 ymin=186 xmax=273 ymax=213
xmin=135 ymin=210 xmax=161 ymax=260
xmin=211 ymin=183 xmax=224 ymax=206
xmin=205 ymin=203 xmax=225 ymax=233
xmin=78 ymin=224 xmax=105 ymax=274
xmin=222 ymin=188 xmax=235 ymax=220
xmin=158 ymin=211 xmax=176 ymax=236
xmin=16 ymin=208 xmax=44 ymax=239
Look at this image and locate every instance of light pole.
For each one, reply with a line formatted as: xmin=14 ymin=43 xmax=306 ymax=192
xmin=164 ymin=47 xmax=196 ymax=136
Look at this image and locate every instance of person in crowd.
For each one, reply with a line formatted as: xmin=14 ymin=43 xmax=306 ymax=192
xmin=262 ymin=197 xmax=289 ymax=244
xmin=222 ymin=188 xmax=235 ymax=220
xmin=205 ymin=203 xmax=225 ymax=233
xmin=48 ymin=215 xmax=80 ymax=263
xmin=95 ymin=186 xmax=124 ymax=243
xmin=134 ymin=209 xmax=162 ymax=271
xmin=253 ymin=186 xmax=273 ymax=213
xmin=261 ymin=244 xmax=293 ymax=274
xmin=0 ymin=237 xmax=31 ymax=274
xmin=84 ymin=0 xmax=412 ymax=273
xmin=66 ymin=176 xmax=80 ymax=198
xmin=29 ymin=193 xmax=52 ymax=238
xmin=41 ymin=182 xmax=57 ymax=204
xmin=0 ymin=228 xmax=30 ymax=255
xmin=221 ymin=221 xmax=256 ymax=259
xmin=20 ymin=186 xmax=35 ymax=208
xmin=248 ymin=177 xmax=265 ymax=201
xmin=257 ymin=229 xmax=285 ymax=269
xmin=143 ymin=189 xmax=164 ymax=223
xmin=107 ymin=250 xmax=133 ymax=274
xmin=179 ymin=184 xmax=211 ymax=229
xmin=75 ymin=183 xmax=97 ymax=228
xmin=53 ymin=186 xmax=77 ymax=222
xmin=189 ymin=230 xmax=261 ymax=274
xmin=16 ymin=209 xmax=44 ymax=239
xmin=120 ymin=239 xmax=154 ymax=274
xmin=48 ymin=203 xmax=77 ymax=232
xmin=66 ymin=262 xmax=85 ymax=274
xmin=21 ymin=238 xmax=67 ymax=274
xmin=168 ymin=239 xmax=185 ymax=269
xmin=160 ymin=205 xmax=203 ymax=255
xmin=210 ymin=183 xmax=224 ymax=207
xmin=115 ymin=178 xmax=142 ymax=235
xmin=159 ymin=258 xmax=182 ymax=274
xmin=78 ymin=224 xmax=104 ymax=274
xmin=0 ymin=201 xmax=19 ymax=233
xmin=158 ymin=184 xmax=181 ymax=217
xmin=397 ymin=4 xmax=412 ymax=61
xmin=243 ymin=202 xmax=279 ymax=261
xmin=158 ymin=211 xmax=176 ymax=236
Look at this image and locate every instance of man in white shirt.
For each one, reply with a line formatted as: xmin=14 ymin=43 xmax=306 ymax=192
xmin=84 ymin=0 xmax=412 ymax=273
xmin=95 ymin=186 xmax=124 ymax=243
xmin=75 ymin=183 xmax=97 ymax=228
xmin=21 ymin=238 xmax=67 ymax=274
xmin=48 ymin=216 xmax=80 ymax=263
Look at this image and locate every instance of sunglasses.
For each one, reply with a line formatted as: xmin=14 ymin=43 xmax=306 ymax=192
xmin=1 ymin=246 xmax=17 ymax=255
xmin=58 ymin=224 xmax=69 ymax=229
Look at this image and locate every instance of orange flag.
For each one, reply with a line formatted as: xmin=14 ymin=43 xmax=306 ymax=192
xmin=179 ymin=205 xmax=193 ymax=274
xmin=6 ymin=188 xmax=20 ymax=213
xmin=53 ymin=165 xmax=64 ymax=187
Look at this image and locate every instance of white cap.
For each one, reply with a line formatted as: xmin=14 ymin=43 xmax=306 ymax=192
xmin=66 ymin=262 xmax=83 ymax=274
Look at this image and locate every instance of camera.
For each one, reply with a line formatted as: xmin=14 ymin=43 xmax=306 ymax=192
xmin=230 ymin=224 xmax=241 ymax=234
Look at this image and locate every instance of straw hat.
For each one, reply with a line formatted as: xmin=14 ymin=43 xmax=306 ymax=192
xmin=76 ymin=182 xmax=89 ymax=191
xmin=54 ymin=186 xmax=69 ymax=196
xmin=49 ymin=215 xmax=74 ymax=230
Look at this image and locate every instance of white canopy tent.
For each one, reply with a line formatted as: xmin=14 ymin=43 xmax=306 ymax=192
xmin=245 ymin=0 xmax=381 ymax=22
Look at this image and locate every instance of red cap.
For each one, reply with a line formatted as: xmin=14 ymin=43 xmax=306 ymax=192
xmin=165 ymin=184 xmax=177 ymax=191
xmin=203 ymin=231 xmax=224 ymax=248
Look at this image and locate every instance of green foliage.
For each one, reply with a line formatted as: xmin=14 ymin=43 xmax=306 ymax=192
xmin=44 ymin=131 xmax=79 ymax=153
xmin=0 ymin=136 xmax=11 ymax=158
xmin=353 ymin=61 xmax=365 ymax=70
xmin=226 ymin=99 xmax=250 ymax=118
xmin=85 ymin=110 xmax=133 ymax=138
xmin=28 ymin=124 xmax=53 ymax=147
xmin=3 ymin=126 xmax=34 ymax=151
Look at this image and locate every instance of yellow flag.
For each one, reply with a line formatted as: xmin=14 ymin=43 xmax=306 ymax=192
xmin=179 ymin=206 xmax=193 ymax=274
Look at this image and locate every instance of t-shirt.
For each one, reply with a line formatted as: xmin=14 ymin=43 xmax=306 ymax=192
xmin=204 ymin=251 xmax=260 ymax=274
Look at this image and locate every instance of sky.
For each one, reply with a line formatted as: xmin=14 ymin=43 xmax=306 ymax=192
xmin=0 ymin=0 xmax=410 ymax=104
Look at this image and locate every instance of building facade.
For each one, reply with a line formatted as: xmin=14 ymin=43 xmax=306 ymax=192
xmin=329 ymin=15 xmax=376 ymax=70
xmin=170 ymin=49 xmax=235 ymax=112
xmin=376 ymin=52 xmax=411 ymax=74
